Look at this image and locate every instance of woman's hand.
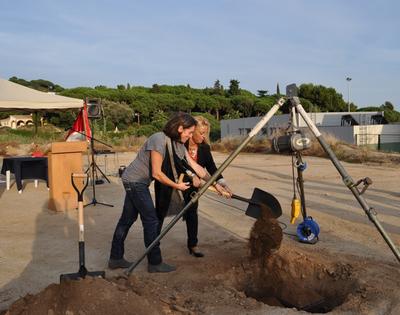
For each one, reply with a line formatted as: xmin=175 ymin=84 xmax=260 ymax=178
xmin=214 ymin=183 xmax=232 ymax=198
xmin=217 ymin=179 xmax=233 ymax=196
xmin=221 ymin=184 xmax=233 ymax=195
xmin=192 ymin=175 xmax=202 ymax=188
xmin=176 ymin=181 xmax=191 ymax=191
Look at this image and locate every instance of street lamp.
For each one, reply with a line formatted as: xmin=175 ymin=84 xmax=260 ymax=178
xmin=346 ymin=77 xmax=352 ymax=112
xmin=134 ymin=112 xmax=140 ymax=125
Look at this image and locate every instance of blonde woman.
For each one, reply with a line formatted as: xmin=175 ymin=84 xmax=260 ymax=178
xmin=184 ymin=116 xmax=232 ymax=257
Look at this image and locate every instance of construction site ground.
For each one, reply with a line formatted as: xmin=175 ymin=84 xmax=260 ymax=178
xmin=0 ymin=151 xmax=399 ymax=314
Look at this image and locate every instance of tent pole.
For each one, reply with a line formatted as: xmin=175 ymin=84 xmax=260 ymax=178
xmin=34 ymin=111 xmax=38 ymax=135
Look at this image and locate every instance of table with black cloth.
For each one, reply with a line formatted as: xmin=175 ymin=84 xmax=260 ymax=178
xmin=1 ymin=156 xmax=48 ymax=192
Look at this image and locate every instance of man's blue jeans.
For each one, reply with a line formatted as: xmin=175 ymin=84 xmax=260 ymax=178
xmin=110 ymin=182 xmax=162 ymax=265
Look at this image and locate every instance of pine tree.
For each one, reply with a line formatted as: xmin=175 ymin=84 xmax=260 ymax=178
xmin=228 ymin=79 xmax=240 ymax=96
xmin=257 ymin=90 xmax=268 ymax=97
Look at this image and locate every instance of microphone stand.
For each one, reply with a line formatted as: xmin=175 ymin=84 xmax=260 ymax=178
xmin=67 ymin=127 xmax=114 ymax=208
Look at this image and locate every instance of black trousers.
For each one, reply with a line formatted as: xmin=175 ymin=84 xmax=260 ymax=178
xmin=185 ymin=201 xmax=199 ymax=248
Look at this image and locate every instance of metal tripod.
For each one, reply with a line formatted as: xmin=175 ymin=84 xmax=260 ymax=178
xmin=124 ymin=85 xmax=399 ymax=276
xmin=289 ymin=95 xmax=399 ymax=262
xmin=66 ymin=126 xmax=114 ymax=208
xmin=84 ymin=128 xmax=113 ymax=208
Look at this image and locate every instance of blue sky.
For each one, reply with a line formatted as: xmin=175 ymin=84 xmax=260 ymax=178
xmin=1 ymin=0 xmax=399 ymax=109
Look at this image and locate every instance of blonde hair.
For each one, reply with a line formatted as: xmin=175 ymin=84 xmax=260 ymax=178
xmin=194 ymin=115 xmax=210 ymax=144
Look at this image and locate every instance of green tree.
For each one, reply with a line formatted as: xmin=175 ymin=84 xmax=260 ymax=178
xmin=212 ymin=80 xmax=224 ymax=95
xmin=382 ymin=101 xmax=394 ymax=111
xmin=223 ymin=110 xmax=242 ymax=120
xmin=212 ymin=95 xmax=231 ymax=120
xmin=44 ymin=110 xmax=77 ymax=129
xmin=228 ymin=79 xmax=240 ymax=96
xmin=379 ymin=102 xmax=400 ymax=122
xmin=254 ymin=97 xmax=275 ymax=115
xmin=102 ymin=100 xmax=134 ymax=130
xmin=230 ymin=95 xmax=254 ymax=117
xmin=9 ymin=76 xmax=30 ymax=87
xmin=151 ymin=110 xmax=169 ymax=130
xmin=257 ymin=90 xmax=268 ymax=97
xmin=298 ymin=83 xmax=348 ymax=112
xmin=151 ymin=84 xmax=161 ymax=93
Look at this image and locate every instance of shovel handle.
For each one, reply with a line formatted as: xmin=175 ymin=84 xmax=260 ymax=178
xmin=207 ymin=185 xmax=232 ymax=198
xmin=71 ymin=173 xmax=89 ymax=202
xmin=71 ymin=173 xmax=88 ymax=243
xmin=208 ymin=186 xmax=254 ymax=204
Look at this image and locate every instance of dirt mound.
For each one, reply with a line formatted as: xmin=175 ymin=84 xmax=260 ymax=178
xmin=5 ymin=277 xmax=162 ymax=315
xmin=4 ymin=216 xmax=399 ymax=315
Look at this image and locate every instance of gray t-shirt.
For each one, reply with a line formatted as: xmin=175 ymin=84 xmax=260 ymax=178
xmin=122 ymin=132 xmax=187 ymax=185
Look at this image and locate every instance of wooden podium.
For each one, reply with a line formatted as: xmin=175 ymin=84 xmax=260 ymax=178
xmin=48 ymin=141 xmax=87 ymax=212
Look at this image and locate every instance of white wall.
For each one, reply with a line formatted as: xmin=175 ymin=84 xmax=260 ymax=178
xmin=220 ymin=113 xmax=399 ymax=147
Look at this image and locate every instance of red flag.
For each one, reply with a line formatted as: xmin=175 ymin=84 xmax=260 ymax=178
xmin=66 ymin=103 xmax=92 ymax=141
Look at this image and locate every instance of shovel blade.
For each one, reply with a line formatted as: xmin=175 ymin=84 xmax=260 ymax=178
xmin=245 ymin=188 xmax=282 ymax=219
xmin=60 ymin=270 xmax=105 ymax=282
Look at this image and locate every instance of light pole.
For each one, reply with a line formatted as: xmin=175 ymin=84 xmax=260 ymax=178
xmin=346 ymin=77 xmax=352 ymax=112
xmin=134 ymin=112 xmax=140 ymax=126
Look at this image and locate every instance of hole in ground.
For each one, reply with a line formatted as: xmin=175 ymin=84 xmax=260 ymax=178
xmin=237 ymin=253 xmax=357 ymax=313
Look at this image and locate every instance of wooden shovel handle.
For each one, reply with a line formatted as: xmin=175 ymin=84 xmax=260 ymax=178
xmin=72 ymin=173 xmax=88 ymax=178
xmin=208 ymin=185 xmax=231 ymax=197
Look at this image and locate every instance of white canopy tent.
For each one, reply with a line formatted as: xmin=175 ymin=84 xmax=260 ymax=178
xmin=0 ymin=77 xmax=83 ymax=111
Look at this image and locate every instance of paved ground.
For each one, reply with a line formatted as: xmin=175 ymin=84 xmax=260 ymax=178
xmin=0 ymin=151 xmax=399 ymax=313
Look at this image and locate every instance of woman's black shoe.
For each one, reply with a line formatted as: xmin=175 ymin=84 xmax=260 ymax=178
xmin=188 ymin=247 xmax=204 ymax=258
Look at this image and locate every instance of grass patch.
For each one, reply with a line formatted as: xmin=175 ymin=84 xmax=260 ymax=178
xmin=0 ymin=126 xmax=64 ymax=144
xmin=2 ymin=126 xmax=400 ymax=167
xmin=211 ymin=132 xmax=400 ymax=166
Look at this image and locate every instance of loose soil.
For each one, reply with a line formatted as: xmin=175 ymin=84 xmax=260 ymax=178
xmin=4 ymin=216 xmax=399 ymax=315
xmin=5 ymin=241 xmax=399 ymax=315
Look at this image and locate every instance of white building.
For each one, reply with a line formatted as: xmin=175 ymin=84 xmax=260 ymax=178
xmin=220 ymin=111 xmax=400 ymax=150
xmin=0 ymin=114 xmax=34 ymax=129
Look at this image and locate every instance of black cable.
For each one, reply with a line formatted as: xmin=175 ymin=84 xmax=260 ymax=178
xmin=203 ymin=194 xmax=246 ymax=212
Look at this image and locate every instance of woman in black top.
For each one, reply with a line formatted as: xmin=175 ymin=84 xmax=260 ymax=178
xmin=184 ymin=116 xmax=232 ymax=257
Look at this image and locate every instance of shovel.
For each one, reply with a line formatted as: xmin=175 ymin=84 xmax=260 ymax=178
xmin=60 ymin=173 xmax=105 ymax=282
xmin=208 ymin=186 xmax=282 ymax=219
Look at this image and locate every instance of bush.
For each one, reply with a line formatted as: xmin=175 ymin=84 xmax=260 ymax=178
xmin=135 ymin=124 xmax=159 ymax=137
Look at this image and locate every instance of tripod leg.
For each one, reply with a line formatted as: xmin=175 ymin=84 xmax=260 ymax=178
xmin=292 ymin=97 xmax=400 ymax=263
xmin=94 ymin=163 xmax=111 ymax=183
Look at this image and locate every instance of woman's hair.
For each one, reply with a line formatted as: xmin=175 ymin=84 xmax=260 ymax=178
xmin=163 ymin=112 xmax=197 ymax=141
xmin=194 ymin=115 xmax=210 ymax=144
